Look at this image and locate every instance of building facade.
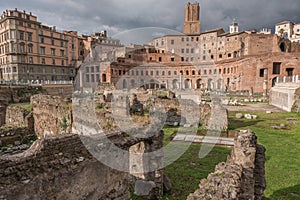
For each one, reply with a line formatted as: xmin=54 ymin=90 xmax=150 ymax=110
xmin=0 ymin=9 xmax=83 ymax=83
xmin=275 ymin=21 xmax=300 ymax=43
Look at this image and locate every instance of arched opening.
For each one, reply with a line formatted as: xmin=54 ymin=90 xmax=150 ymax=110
xmin=207 ymin=78 xmax=213 ymax=90
xmin=122 ymin=79 xmax=127 ymax=89
xmin=130 ymin=79 xmax=135 ymax=88
xmin=217 ymin=79 xmax=222 ymax=90
xmin=196 ymin=79 xmax=202 ymax=89
xmin=272 ymin=77 xmax=278 ymax=87
xmin=172 ymin=79 xmax=178 ymax=89
xmin=280 ymin=43 xmax=286 ymax=52
xmin=150 ymin=79 xmax=155 ymax=89
xmin=184 ymin=79 xmax=190 ymax=89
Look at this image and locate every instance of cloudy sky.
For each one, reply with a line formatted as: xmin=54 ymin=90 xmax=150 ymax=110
xmin=1 ymin=0 xmax=299 ymax=43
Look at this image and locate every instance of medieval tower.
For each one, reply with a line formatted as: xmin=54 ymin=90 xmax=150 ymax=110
xmin=183 ymin=2 xmax=201 ymax=35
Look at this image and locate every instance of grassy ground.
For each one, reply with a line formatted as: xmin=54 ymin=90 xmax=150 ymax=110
xmin=228 ymin=111 xmax=300 ymax=199
xmin=132 ymin=126 xmax=231 ymax=200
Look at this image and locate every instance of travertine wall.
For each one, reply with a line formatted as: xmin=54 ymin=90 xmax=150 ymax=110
xmin=187 ymin=130 xmax=266 ymax=200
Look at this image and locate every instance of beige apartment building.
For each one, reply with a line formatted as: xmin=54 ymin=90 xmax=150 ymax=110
xmin=275 ymin=21 xmax=300 ymax=43
xmin=0 ymin=9 xmax=84 ymax=83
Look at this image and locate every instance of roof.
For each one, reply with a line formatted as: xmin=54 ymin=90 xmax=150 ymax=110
xmin=275 ymin=21 xmax=295 ymax=26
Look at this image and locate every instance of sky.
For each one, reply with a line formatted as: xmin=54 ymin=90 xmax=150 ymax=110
xmin=1 ymin=0 xmax=299 ymax=44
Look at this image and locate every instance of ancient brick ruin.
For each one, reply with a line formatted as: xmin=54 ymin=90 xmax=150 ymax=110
xmin=0 ymin=89 xmax=267 ymax=199
xmin=187 ymin=130 xmax=266 ymax=200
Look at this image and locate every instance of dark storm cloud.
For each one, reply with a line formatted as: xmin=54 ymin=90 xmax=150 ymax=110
xmin=1 ymin=0 xmax=300 ymax=37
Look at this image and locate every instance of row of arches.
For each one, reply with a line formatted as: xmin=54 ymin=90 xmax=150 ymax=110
xmin=119 ymin=78 xmax=225 ymax=91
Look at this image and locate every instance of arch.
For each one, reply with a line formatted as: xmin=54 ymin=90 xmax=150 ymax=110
xmin=122 ymin=79 xmax=127 ymax=89
xmin=130 ymin=79 xmax=135 ymax=88
xmin=184 ymin=79 xmax=190 ymax=89
xmin=207 ymin=78 xmax=213 ymax=90
xmin=172 ymin=79 xmax=178 ymax=89
xmin=217 ymin=79 xmax=222 ymax=90
xmin=196 ymin=79 xmax=202 ymax=89
xmin=280 ymin=43 xmax=286 ymax=52
xmin=150 ymin=79 xmax=155 ymax=89
xmin=272 ymin=77 xmax=277 ymax=87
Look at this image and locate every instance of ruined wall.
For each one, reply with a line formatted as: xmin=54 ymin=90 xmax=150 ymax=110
xmin=5 ymin=105 xmax=33 ymax=128
xmin=0 ymin=134 xmax=131 ymax=200
xmin=218 ymin=52 xmax=300 ymax=93
xmin=187 ymin=130 xmax=266 ymax=200
xmin=31 ymin=94 xmax=72 ymax=138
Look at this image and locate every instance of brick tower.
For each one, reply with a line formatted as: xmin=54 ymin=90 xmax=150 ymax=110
xmin=183 ymin=2 xmax=201 ymax=35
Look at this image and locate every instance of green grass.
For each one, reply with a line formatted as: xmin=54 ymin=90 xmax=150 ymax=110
xmin=9 ymin=103 xmax=32 ymax=112
xmin=131 ymin=125 xmax=231 ymax=200
xmin=229 ymin=111 xmax=300 ymax=199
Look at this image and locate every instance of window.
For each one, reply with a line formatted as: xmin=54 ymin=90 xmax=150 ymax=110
xmin=40 ymin=37 xmax=44 ymax=43
xmin=191 ymin=37 xmax=194 ymax=42
xmin=181 ymin=37 xmax=184 ymax=42
xmin=52 ymin=59 xmax=55 ymax=65
xmin=259 ymin=69 xmax=265 ymax=77
xmin=204 ymin=70 xmax=207 ymax=74
xmin=96 ymin=66 xmax=99 ymax=72
xmin=181 ymin=49 xmax=184 ymax=54
xmin=159 ymin=57 xmax=162 ymax=62
xmin=174 ymin=71 xmax=177 ymax=75
xmin=211 ymin=55 xmax=214 ymax=59
xmin=192 ymin=70 xmax=195 ymax=75
xmin=162 ymin=71 xmax=165 ymax=76
xmin=198 ymin=70 xmax=201 ymax=75
xmin=42 ymin=58 xmax=45 ymax=64
xmin=96 ymin=74 xmax=100 ymax=82
xmin=168 ymin=71 xmax=171 ymax=76
xmin=61 ymin=60 xmax=64 ymax=66
xmin=161 ymin=40 xmax=164 ymax=45
xmin=29 ymin=57 xmax=33 ymax=64
xmin=156 ymin=71 xmax=159 ymax=76
xmin=219 ymin=54 xmax=222 ymax=59
xmin=186 ymin=37 xmax=189 ymax=42
xmin=28 ymin=32 xmax=32 ymax=41
xmin=191 ymin=48 xmax=194 ymax=54
xmin=61 ymin=41 xmax=64 ymax=47
xmin=28 ymin=44 xmax=33 ymax=53
xmin=40 ymin=47 xmax=45 ymax=55
xmin=60 ymin=50 xmax=64 ymax=56
xmin=273 ymin=62 xmax=281 ymax=74
xmin=20 ymin=43 xmax=25 ymax=53
xmin=186 ymin=48 xmax=189 ymax=54
xmin=51 ymin=39 xmax=55 ymax=45
xmin=19 ymin=31 xmax=24 ymax=40
xmin=26 ymin=15 xmax=30 ymax=20
xmin=86 ymin=67 xmax=90 ymax=73
xmin=203 ymin=56 xmax=206 ymax=60
xmin=51 ymin=48 xmax=55 ymax=56
xmin=171 ymin=57 xmax=175 ymax=62
xmin=86 ymin=74 xmax=90 ymax=82
xmin=171 ymin=40 xmax=175 ymax=45
xmin=228 ymin=53 xmax=232 ymax=58
xmin=12 ymin=67 xmax=17 ymax=72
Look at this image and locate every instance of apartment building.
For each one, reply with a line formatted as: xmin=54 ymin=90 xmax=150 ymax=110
xmin=0 ymin=9 xmax=82 ymax=82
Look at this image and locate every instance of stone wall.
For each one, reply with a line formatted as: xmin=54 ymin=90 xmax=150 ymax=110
xmin=0 ymin=134 xmax=131 ymax=200
xmin=31 ymin=94 xmax=72 ymax=138
xmin=0 ymin=127 xmax=34 ymax=147
xmin=5 ymin=105 xmax=33 ymax=128
xmin=187 ymin=130 xmax=266 ymax=200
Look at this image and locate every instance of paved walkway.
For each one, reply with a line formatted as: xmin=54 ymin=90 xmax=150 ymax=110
xmin=225 ymin=103 xmax=285 ymax=112
xmin=173 ymin=134 xmax=234 ymax=146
